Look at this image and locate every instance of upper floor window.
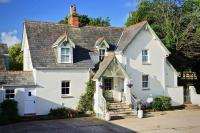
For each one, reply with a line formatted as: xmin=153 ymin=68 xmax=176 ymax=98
xmin=142 ymin=50 xmax=149 ymax=64
xmin=61 ymin=47 xmax=70 ymax=63
xmin=99 ymin=48 xmax=106 ymax=61
xmin=5 ymin=89 xmax=15 ymax=99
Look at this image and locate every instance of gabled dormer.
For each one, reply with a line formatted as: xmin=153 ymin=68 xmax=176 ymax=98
xmin=52 ymin=33 xmax=75 ymax=64
xmin=95 ymin=37 xmax=110 ymax=61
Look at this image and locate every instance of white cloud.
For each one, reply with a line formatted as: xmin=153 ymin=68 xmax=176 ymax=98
xmin=0 ymin=0 xmax=11 ymax=3
xmin=0 ymin=30 xmax=20 ymax=47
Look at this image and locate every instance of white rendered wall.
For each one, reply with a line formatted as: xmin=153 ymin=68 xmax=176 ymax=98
xmin=165 ymin=61 xmax=178 ymax=87
xmin=23 ymin=29 xmax=33 ymax=71
xmin=123 ymin=30 xmax=167 ymax=101
xmin=34 ymin=69 xmax=90 ymax=115
xmin=166 ymin=87 xmax=184 ymax=106
xmin=189 ymin=86 xmax=200 ymax=105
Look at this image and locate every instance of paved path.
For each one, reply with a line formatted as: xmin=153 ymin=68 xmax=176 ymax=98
xmin=110 ymin=109 xmax=200 ymax=133
xmin=1 ymin=109 xmax=200 ymax=133
xmin=0 ymin=117 xmax=135 ymax=133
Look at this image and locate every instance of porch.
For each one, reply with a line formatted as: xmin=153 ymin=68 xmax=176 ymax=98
xmin=93 ymin=53 xmax=133 ymax=119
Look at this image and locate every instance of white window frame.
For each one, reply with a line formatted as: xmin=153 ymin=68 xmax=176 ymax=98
xmin=5 ymin=89 xmax=15 ymax=99
xmin=99 ymin=48 xmax=106 ymax=61
xmin=58 ymin=43 xmax=73 ymax=64
xmin=61 ymin=81 xmax=71 ymax=97
xmin=142 ymin=49 xmax=150 ymax=64
xmin=142 ymin=75 xmax=149 ymax=89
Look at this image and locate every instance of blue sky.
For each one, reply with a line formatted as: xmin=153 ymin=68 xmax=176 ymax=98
xmin=0 ymin=0 xmax=138 ymax=46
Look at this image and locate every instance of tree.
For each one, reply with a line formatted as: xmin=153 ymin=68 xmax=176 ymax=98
xmin=59 ymin=14 xmax=110 ymax=27
xmin=8 ymin=43 xmax=23 ymax=70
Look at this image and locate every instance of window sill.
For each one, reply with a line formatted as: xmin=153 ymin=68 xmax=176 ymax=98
xmin=61 ymin=95 xmax=73 ymax=98
xmin=142 ymin=88 xmax=150 ymax=91
xmin=142 ymin=63 xmax=151 ymax=65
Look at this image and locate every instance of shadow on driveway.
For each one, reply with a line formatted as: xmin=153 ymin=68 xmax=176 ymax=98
xmin=0 ymin=117 xmax=136 ymax=133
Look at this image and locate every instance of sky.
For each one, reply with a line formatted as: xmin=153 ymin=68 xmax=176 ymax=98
xmin=0 ymin=0 xmax=138 ymax=47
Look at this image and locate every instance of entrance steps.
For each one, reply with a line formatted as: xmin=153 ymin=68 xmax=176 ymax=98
xmin=107 ymin=101 xmax=136 ymax=120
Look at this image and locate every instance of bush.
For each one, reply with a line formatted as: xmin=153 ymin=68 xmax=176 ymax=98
xmin=48 ymin=108 xmax=78 ymax=118
xmin=152 ymin=96 xmax=171 ymax=111
xmin=0 ymin=100 xmax=19 ymax=125
xmin=77 ymin=79 xmax=95 ymax=113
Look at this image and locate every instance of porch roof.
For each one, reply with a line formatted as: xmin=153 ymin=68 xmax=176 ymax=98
xmin=93 ymin=53 xmax=130 ymax=80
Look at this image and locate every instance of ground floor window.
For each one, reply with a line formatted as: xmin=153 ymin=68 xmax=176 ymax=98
xmin=61 ymin=81 xmax=70 ymax=95
xmin=103 ymin=78 xmax=113 ymax=90
xmin=142 ymin=75 xmax=149 ymax=88
xmin=5 ymin=89 xmax=15 ymax=99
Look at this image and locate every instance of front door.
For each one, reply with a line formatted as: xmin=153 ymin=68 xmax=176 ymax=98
xmin=103 ymin=77 xmax=113 ymax=101
xmin=24 ymin=88 xmax=36 ymax=115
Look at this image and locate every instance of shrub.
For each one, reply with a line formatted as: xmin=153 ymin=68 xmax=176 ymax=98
xmin=152 ymin=96 xmax=171 ymax=111
xmin=0 ymin=100 xmax=19 ymax=124
xmin=77 ymin=79 xmax=95 ymax=113
xmin=48 ymin=108 xmax=78 ymax=118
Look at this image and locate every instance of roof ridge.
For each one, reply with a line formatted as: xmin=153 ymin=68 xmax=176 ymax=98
xmin=124 ymin=20 xmax=148 ymax=31
xmin=24 ymin=20 xmax=123 ymax=29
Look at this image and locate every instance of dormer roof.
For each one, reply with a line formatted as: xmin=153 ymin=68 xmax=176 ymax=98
xmin=52 ymin=32 xmax=75 ymax=48
xmin=95 ymin=37 xmax=110 ymax=49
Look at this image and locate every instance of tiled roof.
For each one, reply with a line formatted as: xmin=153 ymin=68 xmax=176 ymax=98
xmin=116 ymin=21 xmax=147 ymax=52
xmin=0 ymin=71 xmax=35 ymax=86
xmin=25 ymin=21 xmax=124 ymax=69
xmin=93 ymin=52 xmax=115 ymax=80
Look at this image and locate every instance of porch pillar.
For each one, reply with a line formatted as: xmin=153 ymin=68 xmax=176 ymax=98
xmin=124 ymin=78 xmax=132 ymax=105
xmin=93 ymin=77 xmax=103 ymax=116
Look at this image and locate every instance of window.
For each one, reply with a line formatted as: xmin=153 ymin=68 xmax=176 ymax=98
xmin=99 ymin=48 xmax=106 ymax=61
xmin=5 ymin=89 xmax=15 ymax=99
xmin=142 ymin=75 xmax=149 ymax=88
xmin=103 ymin=78 xmax=113 ymax=90
xmin=142 ymin=50 xmax=149 ymax=63
xmin=60 ymin=47 xmax=70 ymax=63
xmin=61 ymin=81 xmax=70 ymax=95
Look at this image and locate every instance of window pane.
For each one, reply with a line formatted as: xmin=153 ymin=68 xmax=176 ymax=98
xmin=143 ymin=75 xmax=148 ymax=81
xmin=61 ymin=48 xmax=70 ymax=55
xmin=62 ymin=88 xmax=66 ymax=94
xmin=61 ymin=55 xmax=69 ymax=62
xmin=66 ymin=82 xmax=69 ymax=87
xmin=65 ymin=88 xmax=69 ymax=94
xmin=62 ymin=81 xmax=66 ymax=87
xmin=142 ymin=82 xmax=148 ymax=88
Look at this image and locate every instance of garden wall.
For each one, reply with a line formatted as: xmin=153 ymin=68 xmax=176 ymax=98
xmin=166 ymin=87 xmax=184 ymax=106
xmin=189 ymin=86 xmax=200 ymax=105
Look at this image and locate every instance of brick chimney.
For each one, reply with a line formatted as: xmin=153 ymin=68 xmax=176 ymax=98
xmin=68 ymin=5 xmax=79 ymax=27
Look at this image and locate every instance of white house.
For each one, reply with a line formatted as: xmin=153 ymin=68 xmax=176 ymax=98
xmin=0 ymin=5 xmax=183 ymax=118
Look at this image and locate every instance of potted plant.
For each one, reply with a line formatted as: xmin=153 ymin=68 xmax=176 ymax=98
xmin=127 ymin=82 xmax=133 ymax=88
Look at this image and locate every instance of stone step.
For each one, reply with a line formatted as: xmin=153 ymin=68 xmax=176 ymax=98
xmin=184 ymin=104 xmax=200 ymax=110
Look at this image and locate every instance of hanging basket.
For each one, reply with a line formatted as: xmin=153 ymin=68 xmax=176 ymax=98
xmin=127 ymin=83 xmax=133 ymax=88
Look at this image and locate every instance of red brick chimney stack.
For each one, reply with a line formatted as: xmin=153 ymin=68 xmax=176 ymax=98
xmin=68 ymin=5 xmax=79 ymax=27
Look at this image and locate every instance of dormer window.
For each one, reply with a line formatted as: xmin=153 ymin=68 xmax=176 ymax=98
xmin=95 ymin=37 xmax=109 ymax=62
xmin=61 ymin=47 xmax=71 ymax=63
xmin=99 ymin=48 xmax=106 ymax=61
xmin=52 ymin=33 xmax=75 ymax=64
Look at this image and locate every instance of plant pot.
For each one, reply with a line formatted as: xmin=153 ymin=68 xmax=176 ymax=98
xmin=138 ymin=110 xmax=143 ymax=119
xmin=105 ymin=112 xmax=110 ymax=121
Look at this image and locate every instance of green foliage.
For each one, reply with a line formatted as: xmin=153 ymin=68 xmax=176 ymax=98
xmin=48 ymin=108 xmax=78 ymax=118
xmin=59 ymin=14 xmax=110 ymax=27
xmin=78 ymin=79 xmax=95 ymax=113
xmin=8 ymin=43 xmax=23 ymax=70
xmin=0 ymin=100 xmax=19 ymax=125
xmin=152 ymin=96 xmax=171 ymax=111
